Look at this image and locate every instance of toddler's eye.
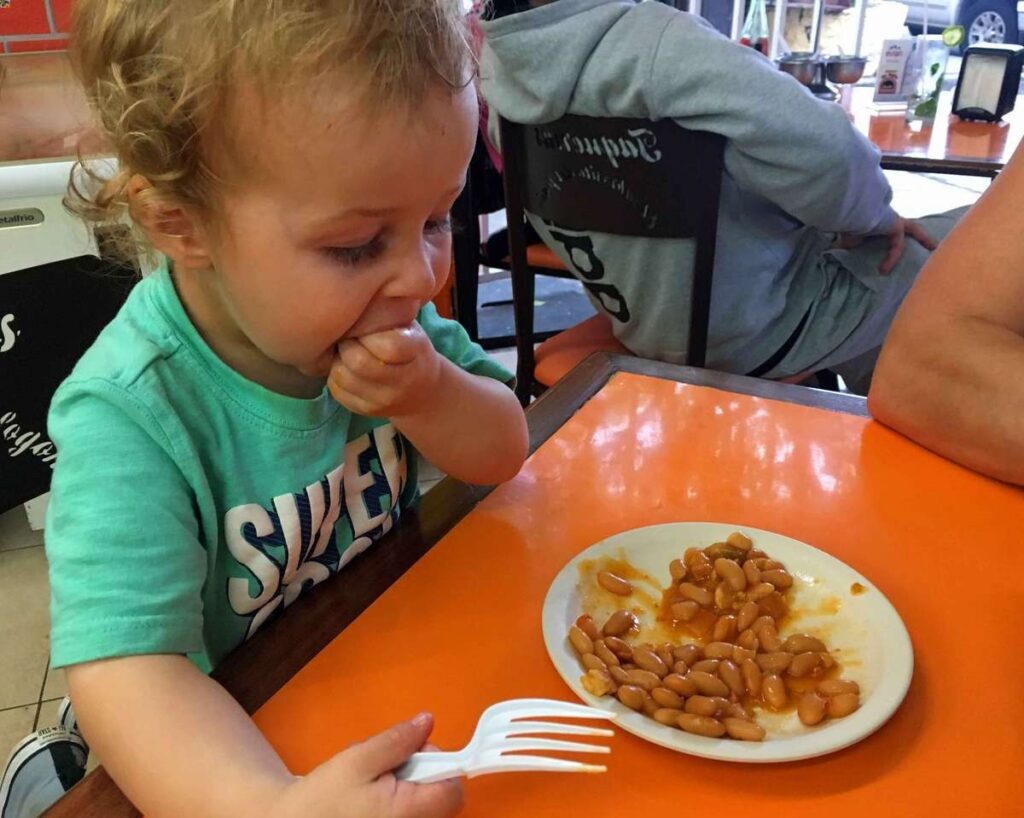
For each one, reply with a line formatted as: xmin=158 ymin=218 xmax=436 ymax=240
xmin=325 ymin=237 xmax=384 ymax=266
xmin=424 ymin=216 xmax=453 ymax=236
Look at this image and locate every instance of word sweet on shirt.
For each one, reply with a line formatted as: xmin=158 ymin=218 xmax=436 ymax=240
xmin=0 ymin=411 xmax=57 ymax=467
xmin=225 ymin=423 xmax=407 ymax=639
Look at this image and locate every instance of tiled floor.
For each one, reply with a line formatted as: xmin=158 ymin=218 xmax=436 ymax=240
xmin=0 ymin=169 xmax=989 ymax=776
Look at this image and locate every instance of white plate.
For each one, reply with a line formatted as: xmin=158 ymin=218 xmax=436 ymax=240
xmin=542 ymin=522 xmax=914 ymax=763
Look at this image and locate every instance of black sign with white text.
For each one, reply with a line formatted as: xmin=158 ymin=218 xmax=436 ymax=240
xmin=1 ymin=256 xmax=133 ymax=512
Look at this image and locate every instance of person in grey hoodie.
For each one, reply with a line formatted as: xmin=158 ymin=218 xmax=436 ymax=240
xmin=479 ymin=0 xmax=966 ymax=393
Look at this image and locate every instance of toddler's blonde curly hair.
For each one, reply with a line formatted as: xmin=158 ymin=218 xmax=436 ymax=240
xmin=66 ymin=0 xmax=474 ymax=262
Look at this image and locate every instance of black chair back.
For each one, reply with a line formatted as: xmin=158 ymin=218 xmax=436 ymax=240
xmin=499 ymin=114 xmax=725 ymax=404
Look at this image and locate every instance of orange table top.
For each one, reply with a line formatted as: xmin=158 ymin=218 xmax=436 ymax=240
xmin=847 ymin=84 xmax=1023 ymax=176
xmin=253 ymin=366 xmax=1023 ymax=816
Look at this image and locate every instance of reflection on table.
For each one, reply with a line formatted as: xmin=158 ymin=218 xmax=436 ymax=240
xmin=846 ymin=84 xmax=1022 ymax=176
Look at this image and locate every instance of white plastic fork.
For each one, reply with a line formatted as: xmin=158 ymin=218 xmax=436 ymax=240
xmin=395 ymin=698 xmax=615 ymax=784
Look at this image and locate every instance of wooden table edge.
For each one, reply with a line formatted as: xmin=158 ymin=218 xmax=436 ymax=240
xmin=43 ymin=353 xmax=868 ymax=818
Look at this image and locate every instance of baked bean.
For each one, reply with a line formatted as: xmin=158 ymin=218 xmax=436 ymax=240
xmin=758 ymin=592 xmax=788 ymax=621
xmin=677 ymin=713 xmax=726 ymax=738
xmin=669 ymin=558 xmax=687 ymax=582
xmin=750 ymin=615 xmax=774 ymax=636
xmin=684 ymin=695 xmax=720 ymax=717
xmin=654 ymin=707 xmax=684 ymax=727
xmin=736 ymin=629 xmax=760 ymax=651
xmin=788 ymin=651 xmax=822 ymax=678
xmin=827 ymin=693 xmax=860 ymax=718
xmin=714 ymin=558 xmax=747 ymax=591
xmin=714 ymin=582 xmax=736 ymax=611
xmin=797 ymin=691 xmax=827 ymax=726
xmin=581 ymin=669 xmax=615 ymax=697
xmin=748 ymin=582 xmax=776 ymax=601
xmin=724 ymin=718 xmax=766 ymax=741
xmin=602 ymin=609 xmax=638 ymax=637
xmin=626 ymin=668 xmax=661 ymax=691
xmin=732 ymin=646 xmax=756 ymax=664
xmin=688 ymin=670 xmax=730 ymax=697
xmin=652 ymin=686 xmax=684 ymax=709
xmin=671 ymin=600 xmax=700 ymax=622
xmin=688 ymin=655 xmax=720 ymax=675
xmin=609 ymin=665 xmax=631 ymax=686
xmin=755 ymin=652 xmax=793 ymax=673
xmin=726 ymin=702 xmax=754 ymax=721
xmin=604 ymin=636 xmax=633 ymax=661
xmin=656 ymin=643 xmax=676 ymax=670
xmin=712 ymin=618 xmax=737 ymax=642
xmin=593 ymin=640 xmax=620 ymax=668
xmin=819 ymin=652 xmax=836 ymax=670
xmin=726 ymin=531 xmax=753 ymax=552
xmin=762 ymin=560 xmax=785 ymax=571
xmin=818 ymin=679 xmax=860 ymax=697
xmin=736 ymin=600 xmax=759 ymax=632
xmin=581 ymin=653 xmax=607 ymax=672
xmin=598 ymin=570 xmax=633 ymax=596
xmin=746 ymin=549 xmax=768 ymax=561
xmin=575 ymin=614 xmax=600 ymax=641
xmin=672 ymin=660 xmax=690 ymax=675
xmin=679 ymin=582 xmax=714 ymax=607
xmin=663 ymin=673 xmax=698 ymax=697
xmin=743 ymin=560 xmax=761 ymax=585
xmin=632 ymin=647 xmax=669 ymax=678
xmin=762 ymin=674 xmax=788 ymax=709
xmin=616 ymin=684 xmax=648 ymax=711
xmin=759 ymin=623 xmax=783 ymax=652
xmin=642 ymin=696 xmax=661 ymax=717
xmin=783 ymin=634 xmax=827 ymax=654
xmin=673 ymin=644 xmax=702 ymax=665
xmin=568 ymin=625 xmax=595 ymax=656
xmin=760 ymin=569 xmax=793 ymax=589
xmin=719 ymin=659 xmax=745 ymax=697
xmin=741 ymin=658 xmax=762 ymax=697
xmin=703 ymin=542 xmax=746 ymax=562
xmin=704 ymin=642 xmax=735 ymax=660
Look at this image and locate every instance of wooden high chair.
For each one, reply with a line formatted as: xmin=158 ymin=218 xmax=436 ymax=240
xmin=498 ymin=114 xmax=725 ymax=405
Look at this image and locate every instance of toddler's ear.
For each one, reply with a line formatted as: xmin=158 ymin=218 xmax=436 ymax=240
xmin=126 ymin=175 xmax=213 ymax=271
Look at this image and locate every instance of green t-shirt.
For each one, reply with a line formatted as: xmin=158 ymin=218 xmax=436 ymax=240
xmin=45 ymin=262 xmax=511 ymax=672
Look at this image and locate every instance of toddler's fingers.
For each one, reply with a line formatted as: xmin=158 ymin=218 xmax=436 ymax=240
xmin=337 ymin=338 xmax=389 ymax=378
xmin=358 ymin=323 xmax=427 ymax=365
xmin=346 ymin=713 xmax=436 ymax=781
xmin=393 ymin=777 xmax=465 ymax=818
xmin=328 ymin=384 xmax=378 ymax=418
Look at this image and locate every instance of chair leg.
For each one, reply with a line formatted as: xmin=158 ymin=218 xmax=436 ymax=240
xmin=451 ymin=185 xmax=481 ymax=342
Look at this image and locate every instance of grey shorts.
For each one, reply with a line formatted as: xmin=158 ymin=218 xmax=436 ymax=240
xmin=768 ymin=205 xmax=968 ymax=389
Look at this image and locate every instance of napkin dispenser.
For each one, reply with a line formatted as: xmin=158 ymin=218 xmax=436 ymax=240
xmin=952 ymin=43 xmax=1024 ymax=122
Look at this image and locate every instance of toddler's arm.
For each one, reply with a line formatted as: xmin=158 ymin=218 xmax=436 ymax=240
xmin=66 ymin=654 xmax=463 ymax=818
xmin=330 ymin=324 xmax=528 ymax=485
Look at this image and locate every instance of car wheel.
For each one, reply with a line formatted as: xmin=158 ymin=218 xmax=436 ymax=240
xmin=959 ymin=0 xmax=1019 ymax=51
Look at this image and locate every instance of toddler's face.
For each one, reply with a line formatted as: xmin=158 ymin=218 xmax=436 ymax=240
xmin=202 ymin=82 xmax=478 ymax=382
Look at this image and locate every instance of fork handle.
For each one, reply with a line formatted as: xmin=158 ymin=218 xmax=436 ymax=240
xmin=394 ymin=751 xmax=466 ymax=784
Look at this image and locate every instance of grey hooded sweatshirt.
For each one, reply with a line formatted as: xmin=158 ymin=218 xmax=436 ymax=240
xmin=479 ymin=0 xmax=904 ymax=377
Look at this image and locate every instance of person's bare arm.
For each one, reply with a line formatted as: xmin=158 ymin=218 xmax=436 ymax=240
xmin=868 ymin=149 xmax=1024 ymax=485
xmin=66 ymin=655 xmax=462 ymax=818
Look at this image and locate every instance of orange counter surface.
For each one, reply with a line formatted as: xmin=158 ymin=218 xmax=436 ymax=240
xmin=253 ymin=369 xmax=1024 ymax=817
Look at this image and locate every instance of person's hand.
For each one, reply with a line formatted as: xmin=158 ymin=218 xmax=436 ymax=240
xmin=328 ymin=322 xmax=443 ymax=417
xmin=878 ymin=217 xmax=938 ymax=275
xmin=835 ymin=217 xmax=938 ymax=275
xmin=269 ymin=713 xmax=464 ymax=818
